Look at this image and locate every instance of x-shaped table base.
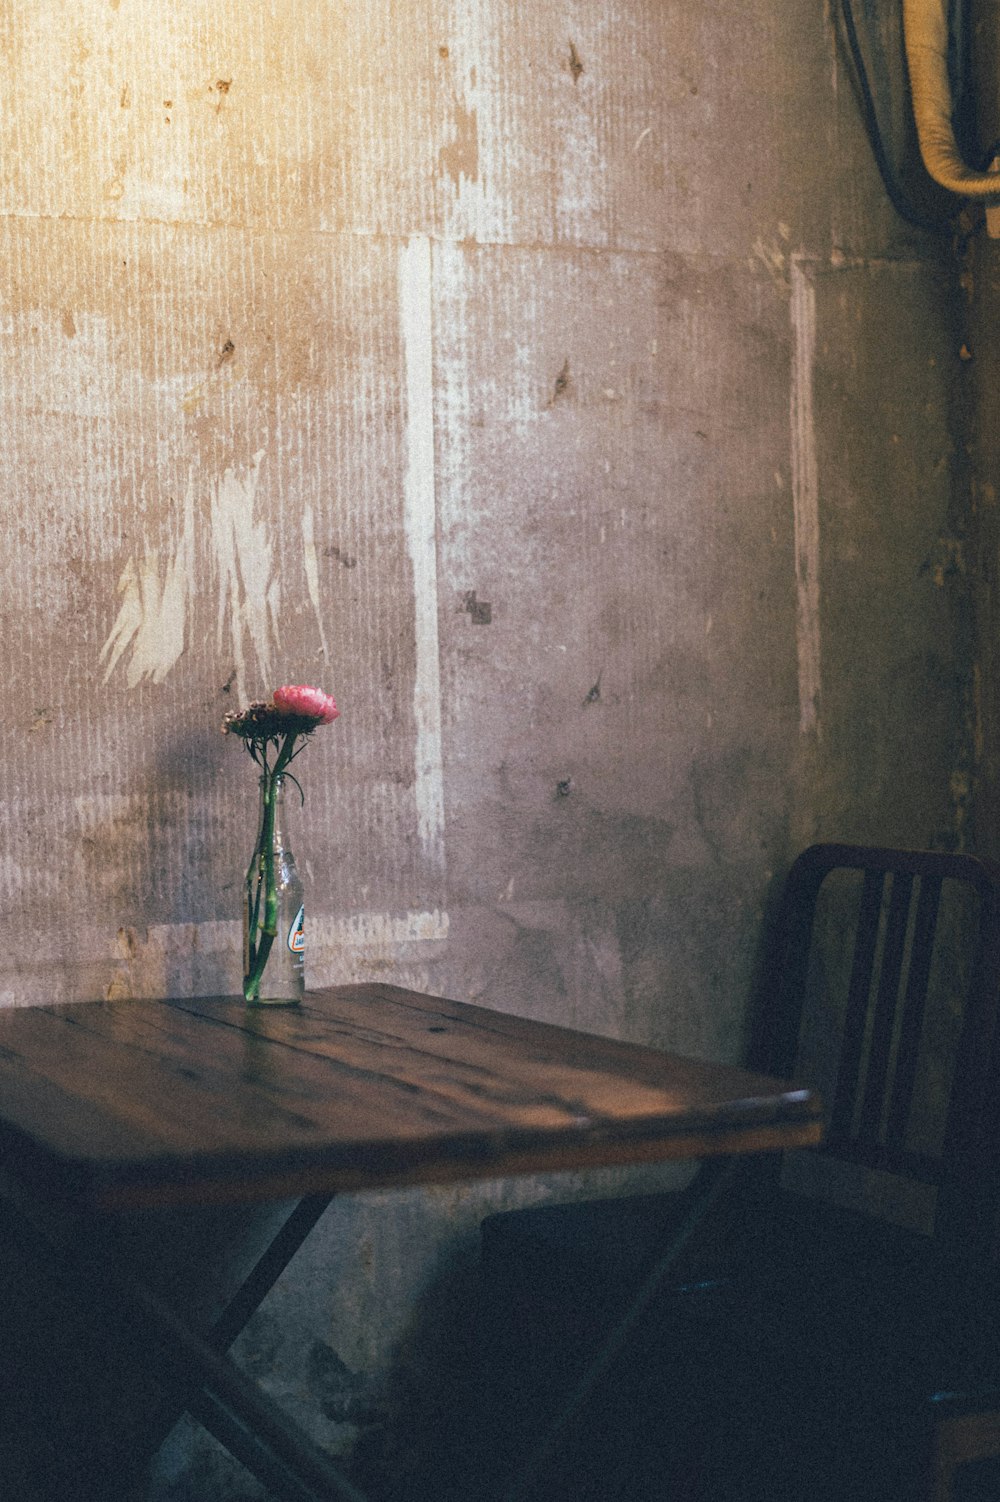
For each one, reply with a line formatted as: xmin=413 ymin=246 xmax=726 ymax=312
xmin=2 ymin=1194 xmax=370 ymax=1502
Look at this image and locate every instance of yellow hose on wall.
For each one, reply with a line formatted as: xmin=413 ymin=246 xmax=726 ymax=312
xmin=904 ymin=0 xmax=1000 ymax=196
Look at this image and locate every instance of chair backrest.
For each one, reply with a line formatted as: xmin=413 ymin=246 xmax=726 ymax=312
xmin=752 ymin=843 xmax=1000 ymax=1265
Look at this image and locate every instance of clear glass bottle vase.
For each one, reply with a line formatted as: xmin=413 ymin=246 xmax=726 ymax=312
xmin=243 ymin=774 xmax=305 ymax=1005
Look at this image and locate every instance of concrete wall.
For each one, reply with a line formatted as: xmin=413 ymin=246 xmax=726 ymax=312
xmin=966 ymin=3 xmax=1000 ymax=859
xmin=0 ymin=2 xmax=974 ymax=1497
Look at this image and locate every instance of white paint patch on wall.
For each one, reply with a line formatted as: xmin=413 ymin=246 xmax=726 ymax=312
xmin=100 ymin=478 xmax=196 ymax=686
xmin=312 ymin=910 xmax=450 ymax=946
xmin=209 ymin=450 xmax=280 ymax=706
xmin=399 ymin=235 xmax=446 ymax=875
xmin=790 ymin=257 xmax=821 ymax=738
xmin=301 ymin=503 xmax=330 ymax=661
xmin=100 ymin=453 xmax=282 ymax=703
xmin=431 ymin=237 xmax=473 ymax=501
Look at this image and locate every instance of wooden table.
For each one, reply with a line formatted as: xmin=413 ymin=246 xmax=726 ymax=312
xmin=0 ymin=984 xmax=822 ymax=1501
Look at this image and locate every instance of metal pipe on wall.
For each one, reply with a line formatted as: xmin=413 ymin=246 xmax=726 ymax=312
xmin=904 ymin=0 xmax=1000 ymax=197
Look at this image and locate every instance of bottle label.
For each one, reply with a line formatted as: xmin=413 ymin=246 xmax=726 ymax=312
xmin=287 ymin=904 xmax=305 ymax=954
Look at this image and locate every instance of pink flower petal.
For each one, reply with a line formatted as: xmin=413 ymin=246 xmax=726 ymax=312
xmin=272 ymin=684 xmax=340 ymax=724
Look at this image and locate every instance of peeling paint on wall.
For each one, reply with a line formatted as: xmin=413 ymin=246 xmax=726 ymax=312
xmin=301 ymin=503 xmax=330 ymax=662
xmin=99 ymin=451 xmax=283 ymax=706
xmin=209 ymin=450 xmax=280 ymax=707
xmin=100 ymin=479 xmax=195 ymax=686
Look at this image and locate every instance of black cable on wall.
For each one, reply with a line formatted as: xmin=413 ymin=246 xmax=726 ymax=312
xmin=838 ymin=0 xmax=950 ymax=231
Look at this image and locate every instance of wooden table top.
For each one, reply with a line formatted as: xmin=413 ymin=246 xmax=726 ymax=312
xmin=0 ymin=984 xmax=823 ymax=1212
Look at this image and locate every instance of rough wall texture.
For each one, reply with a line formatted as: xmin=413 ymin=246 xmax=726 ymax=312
xmin=0 ymin=1 xmax=974 ymax=1497
xmin=967 ymin=2 xmax=1000 ymax=859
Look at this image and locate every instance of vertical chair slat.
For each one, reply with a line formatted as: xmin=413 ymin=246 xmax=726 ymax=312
xmin=830 ymin=869 xmax=884 ymax=1144
xmin=885 ymin=874 xmax=941 ymax=1155
xmin=858 ymin=874 xmax=913 ymax=1146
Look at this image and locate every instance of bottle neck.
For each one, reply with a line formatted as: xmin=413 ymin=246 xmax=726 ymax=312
xmin=258 ymin=774 xmax=290 ymax=852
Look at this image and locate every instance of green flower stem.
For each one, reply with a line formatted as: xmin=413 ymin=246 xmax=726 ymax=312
xmin=243 ymin=733 xmax=297 ymax=1002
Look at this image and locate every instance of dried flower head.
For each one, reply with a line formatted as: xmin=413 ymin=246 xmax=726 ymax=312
xmin=222 ymin=685 xmax=339 ymax=771
xmin=222 ymin=700 xmax=323 ymax=743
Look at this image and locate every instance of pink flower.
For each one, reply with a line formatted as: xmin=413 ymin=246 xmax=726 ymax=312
xmin=273 ymin=684 xmax=339 ymax=725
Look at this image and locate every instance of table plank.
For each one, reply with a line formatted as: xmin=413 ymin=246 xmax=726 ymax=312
xmin=0 ymin=984 xmax=821 ymax=1211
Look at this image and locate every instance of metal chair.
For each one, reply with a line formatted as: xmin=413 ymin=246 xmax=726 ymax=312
xmin=481 ymin=844 xmax=1000 ymax=1502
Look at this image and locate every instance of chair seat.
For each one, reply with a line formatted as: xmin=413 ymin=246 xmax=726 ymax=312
xmin=481 ymin=1179 xmax=727 ymax=1303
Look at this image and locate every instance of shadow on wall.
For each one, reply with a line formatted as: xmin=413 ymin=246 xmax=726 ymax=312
xmin=348 ymin=1239 xmax=494 ymax=1502
xmin=347 ymin=1221 xmax=734 ymax=1502
xmin=95 ymin=724 xmax=237 ymax=1002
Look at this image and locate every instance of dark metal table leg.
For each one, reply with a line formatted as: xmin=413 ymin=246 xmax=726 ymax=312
xmin=211 ymin=1193 xmax=335 ymax=1352
xmin=126 ymin=1193 xmax=340 ymax=1460
xmin=129 ymin=1274 xmax=370 ymax=1502
xmin=1 ymin=1195 xmax=372 ymax=1502
xmin=498 ymin=1156 xmax=738 ymax=1502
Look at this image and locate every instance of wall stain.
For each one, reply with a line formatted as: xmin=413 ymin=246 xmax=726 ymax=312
xmin=462 ymin=590 xmax=491 ymax=624
xmin=548 ymin=358 xmax=571 ymax=405
xmin=568 ymin=41 xmax=585 ymax=81
xmin=117 ymin=925 xmax=138 ymax=959
xmin=182 ymin=341 xmax=241 ymax=411
xmin=918 ymin=537 xmax=965 ymax=587
xmin=324 ymin=544 xmax=358 ymax=569
xmin=438 ymin=100 xmax=479 ymax=186
xmin=104 ymin=161 xmax=126 ymax=201
xmin=308 ymin=1339 xmax=383 ymax=1426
